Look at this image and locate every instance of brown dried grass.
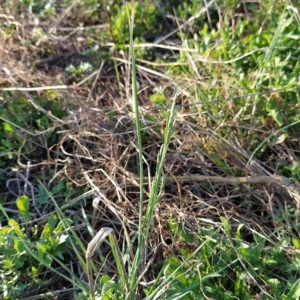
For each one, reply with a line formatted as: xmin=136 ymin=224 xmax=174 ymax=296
xmin=1 ymin=2 xmax=300 ymax=297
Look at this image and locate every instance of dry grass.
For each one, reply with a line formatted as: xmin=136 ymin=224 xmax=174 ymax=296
xmin=1 ymin=1 xmax=300 ymax=298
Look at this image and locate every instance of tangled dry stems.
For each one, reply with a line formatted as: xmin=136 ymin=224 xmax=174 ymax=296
xmin=53 ymin=105 xmax=299 ymax=261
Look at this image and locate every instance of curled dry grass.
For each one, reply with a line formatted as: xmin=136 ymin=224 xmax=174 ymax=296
xmin=57 ymin=103 xmax=299 ymax=245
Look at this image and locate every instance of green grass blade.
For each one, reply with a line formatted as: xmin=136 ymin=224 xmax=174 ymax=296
xmin=128 ymin=2 xmax=145 ymax=295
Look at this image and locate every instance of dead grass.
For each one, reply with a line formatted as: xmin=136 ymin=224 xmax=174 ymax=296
xmin=1 ymin=1 xmax=300 ymax=298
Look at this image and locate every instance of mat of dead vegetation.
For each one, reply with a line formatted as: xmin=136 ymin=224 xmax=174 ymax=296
xmin=1 ymin=1 xmax=300 ymax=299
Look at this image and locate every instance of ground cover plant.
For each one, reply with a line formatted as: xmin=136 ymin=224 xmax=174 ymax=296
xmin=0 ymin=0 xmax=300 ymax=299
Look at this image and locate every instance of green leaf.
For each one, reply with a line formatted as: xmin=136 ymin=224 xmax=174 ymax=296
xmin=101 ymin=280 xmax=116 ymax=297
xmin=41 ymin=215 xmax=56 ymax=238
xmin=292 ymin=238 xmax=300 ymax=249
xmin=48 ymin=214 xmax=58 ymax=230
xmin=54 ymin=218 xmax=73 ymax=234
xmin=37 ymin=241 xmax=48 ymax=252
xmin=31 ymin=266 xmax=39 ymax=275
xmin=267 ymin=278 xmax=281 ymax=289
xmin=220 ymin=216 xmax=231 ymax=237
xmin=168 ymin=214 xmax=178 ymax=238
xmin=0 ymin=226 xmax=11 ymax=235
xmin=291 ymin=254 xmax=300 ymax=271
xmin=235 ymin=224 xmax=244 ymax=240
xmin=2 ymin=259 xmax=13 ymax=269
xmin=14 ymin=238 xmax=25 ymax=252
xmin=37 ymin=246 xmax=52 ymax=266
xmin=3 ymin=122 xmax=14 ymax=132
xmin=55 ymin=251 xmax=64 ymax=260
xmin=287 ymin=279 xmax=300 ymax=299
xmin=269 ymin=109 xmax=284 ymax=126
xmin=8 ymin=219 xmax=24 ymax=236
xmin=41 ymin=223 xmax=52 ymax=238
xmin=16 ymin=195 xmax=30 ymax=221
xmin=100 ymin=275 xmax=111 ymax=285
xmin=181 ymin=229 xmax=195 ymax=243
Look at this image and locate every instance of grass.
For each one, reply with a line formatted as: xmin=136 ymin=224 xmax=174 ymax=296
xmin=1 ymin=0 xmax=300 ymax=299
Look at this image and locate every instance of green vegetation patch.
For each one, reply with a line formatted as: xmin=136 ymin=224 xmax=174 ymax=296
xmin=0 ymin=0 xmax=300 ymax=299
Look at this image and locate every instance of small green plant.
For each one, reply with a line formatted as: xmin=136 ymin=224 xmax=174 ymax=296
xmin=95 ymin=1 xmax=162 ymax=58
xmin=20 ymin=0 xmax=57 ymax=16
xmin=0 ymin=178 xmax=91 ymax=299
xmin=0 ymin=207 xmax=69 ymax=299
xmin=167 ymin=7 xmax=300 ymax=128
xmin=111 ymin=1 xmax=160 ymax=44
xmin=66 ymin=62 xmax=93 ymax=80
xmin=152 ymin=216 xmax=300 ymax=299
xmin=0 ymin=94 xmax=67 ymax=166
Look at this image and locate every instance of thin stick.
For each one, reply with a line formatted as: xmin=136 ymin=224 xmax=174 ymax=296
xmin=123 ymin=173 xmax=300 ymax=209
xmin=0 ymin=85 xmax=67 ymax=91
xmin=164 ymin=174 xmax=300 ymax=208
xmin=165 ymin=174 xmax=286 ymax=185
